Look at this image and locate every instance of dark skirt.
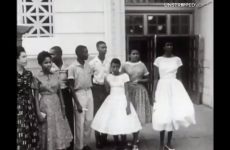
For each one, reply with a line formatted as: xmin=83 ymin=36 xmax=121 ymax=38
xmin=62 ymin=88 xmax=74 ymax=150
xmin=91 ymin=84 xmax=108 ymax=115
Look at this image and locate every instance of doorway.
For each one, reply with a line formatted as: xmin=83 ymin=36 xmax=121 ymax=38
xmin=126 ymin=35 xmax=202 ymax=104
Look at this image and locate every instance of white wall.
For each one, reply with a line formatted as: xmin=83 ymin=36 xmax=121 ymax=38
xmin=194 ymin=0 xmax=213 ymax=107
xmin=22 ymin=0 xmax=106 ymax=57
xmin=21 ymin=0 xmax=126 ymax=63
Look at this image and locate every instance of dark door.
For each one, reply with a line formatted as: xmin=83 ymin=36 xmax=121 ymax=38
xmin=188 ymin=35 xmax=204 ymax=104
xmin=126 ymin=35 xmax=203 ymax=104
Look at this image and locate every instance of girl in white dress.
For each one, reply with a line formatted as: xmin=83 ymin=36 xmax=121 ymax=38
xmin=152 ymin=42 xmax=196 ymax=150
xmin=91 ymin=58 xmax=142 ymax=150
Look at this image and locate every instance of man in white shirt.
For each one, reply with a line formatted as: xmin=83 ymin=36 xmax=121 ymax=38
xmin=89 ymin=41 xmax=110 ymax=148
xmin=49 ymin=46 xmax=74 ymax=150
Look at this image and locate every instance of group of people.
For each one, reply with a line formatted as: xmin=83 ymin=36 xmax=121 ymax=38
xmin=17 ymin=41 xmax=196 ymax=150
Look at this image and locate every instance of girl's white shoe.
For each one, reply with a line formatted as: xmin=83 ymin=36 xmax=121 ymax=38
xmin=164 ymin=145 xmax=175 ymax=150
xmin=132 ymin=145 xmax=139 ymax=150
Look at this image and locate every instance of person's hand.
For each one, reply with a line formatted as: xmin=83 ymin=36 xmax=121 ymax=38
xmin=152 ymin=96 xmax=156 ymax=104
xmin=77 ymin=104 xmax=83 ymax=113
xmin=131 ymin=80 xmax=139 ymax=85
xmin=133 ymin=79 xmax=139 ymax=83
xmin=126 ymin=105 xmax=131 ymax=115
xmin=38 ymin=112 xmax=46 ymax=123
xmin=150 ymin=100 xmax=154 ymax=106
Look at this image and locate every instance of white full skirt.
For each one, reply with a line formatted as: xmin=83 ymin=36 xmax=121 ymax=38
xmin=152 ymin=78 xmax=196 ymax=131
xmin=91 ymin=90 xmax=142 ymax=135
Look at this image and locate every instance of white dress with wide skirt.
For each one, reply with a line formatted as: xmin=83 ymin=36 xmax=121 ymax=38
xmin=91 ymin=73 xmax=142 ymax=135
xmin=152 ymin=56 xmax=196 ymax=131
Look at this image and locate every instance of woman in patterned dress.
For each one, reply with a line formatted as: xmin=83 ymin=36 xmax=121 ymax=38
xmin=17 ymin=46 xmax=41 ymax=150
xmin=34 ymin=51 xmax=73 ymax=150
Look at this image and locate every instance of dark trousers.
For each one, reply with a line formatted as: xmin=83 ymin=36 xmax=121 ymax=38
xmin=62 ymin=88 xmax=74 ymax=150
xmin=91 ymin=84 xmax=108 ymax=145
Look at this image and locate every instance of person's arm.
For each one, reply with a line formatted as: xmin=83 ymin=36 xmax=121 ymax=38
xmin=104 ymin=76 xmax=110 ymax=94
xmin=67 ymin=66 xmax=82 ymax=113
xmin=68 ymin=79 xmax=82 ymax=113
xmin=176 ymin=57 xmax=183 ymax=82
xmin=89 ymin=60 xmax=95 ymax=84
xmin=57 ymin=87 xmax=66 ymax=118
xmin=137 ymin=74 xmax=149 ymax=83
xmin=136 ymin=63 xmax=150 ymax=83
xmin=152 ymin=66 xmax=159 ymax=105
xmin=33 ymin=88 xmax=46 ymax=123
xmin=31 ymin=76 xmax=46 ymax=123
xmin=177 ymin=66 xmax=182 ymax=82
xmin=123 ymin=74 xmax=131 ymax=115
xmin=124 ymin=81 xmax=131 ymax=115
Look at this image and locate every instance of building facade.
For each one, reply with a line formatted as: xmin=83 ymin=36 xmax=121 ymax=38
xmin=17 ymin=0 xmax=213 ymax=108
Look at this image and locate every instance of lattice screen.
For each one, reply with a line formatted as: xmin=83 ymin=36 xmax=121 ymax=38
xmin=20 ymin=0 xmax=53 ymax=37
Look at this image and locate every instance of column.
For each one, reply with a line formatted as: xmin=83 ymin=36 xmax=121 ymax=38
xmin=104 ymin=0 xmax=126 ymax=62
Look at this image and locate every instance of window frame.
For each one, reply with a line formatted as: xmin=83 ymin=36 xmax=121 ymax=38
xmin=125 ymin=14 xmax=145 ymax=35
xmin=126 ymin=13 xmax=193 ymax=36
xmin=169 ymin=14 xmax=193 ymax=35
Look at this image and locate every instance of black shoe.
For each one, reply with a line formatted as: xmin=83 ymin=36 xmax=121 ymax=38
xmin=96 ymin=142 xmax=103 ymax=149
xmin=101 ymin=134 xmax=108 ymax=146
xmin=159 ymin=145 xmax=164 ymax=150
xmin=102 ymin=138 xmax=108 ymax=146
xmin=82 ymin=145 xmax=92 ymax=150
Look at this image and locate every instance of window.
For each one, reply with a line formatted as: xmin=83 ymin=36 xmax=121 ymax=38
xmin=171 ymin=15 xmax=190 ymax=34
xmin=126 ymin=15 xmax=144 ymax=35
xmin=19 ymin=0 xmax=53 ymax=37
xmin=147 ymin=15 xmax=167 ymax=34
xmin=126 ymin=14 xmax=192 ymax=35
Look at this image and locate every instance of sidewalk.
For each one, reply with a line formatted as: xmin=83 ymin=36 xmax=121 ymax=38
xmin=88 ymin=104 xmax=213 ymax=150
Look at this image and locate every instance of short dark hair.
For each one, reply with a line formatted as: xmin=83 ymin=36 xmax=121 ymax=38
xmin=96 ymin=41 xmax=106 ymax=48
xmin=111 ymin=58 xmax=121 ymax=67
xmin=37 ymin=51 xmax=52 ymax=66
xmin=130 ymin=49 xmax=140 ymax=54
xmin=17 ymin=46 xmax=26 ymax=59
xmin=50 ymin=46 xmax=62 ymax=56
xmin=75 ymin=45 xmax=87 ymax=56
